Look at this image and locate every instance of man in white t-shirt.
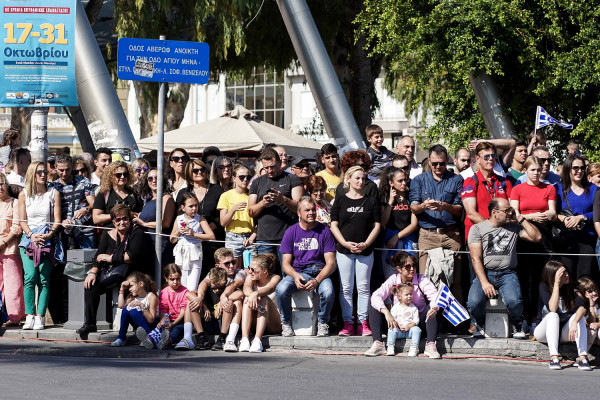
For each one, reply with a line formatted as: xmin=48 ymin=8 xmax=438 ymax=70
xmin=90 ymin=147 xmax=112 ymax=186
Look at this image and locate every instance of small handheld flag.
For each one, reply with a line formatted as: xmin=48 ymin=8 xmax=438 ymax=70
xmin=535 ymin=106 xmax=573 ymax=130
xmin=434 ymin=283 xmax=469 ymax=326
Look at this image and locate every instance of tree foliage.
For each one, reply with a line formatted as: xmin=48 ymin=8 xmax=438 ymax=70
xmin=356 ymin=0 xmax=600 ymax=160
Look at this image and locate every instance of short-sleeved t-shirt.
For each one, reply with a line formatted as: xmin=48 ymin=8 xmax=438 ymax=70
xmin=249 ymin=172 xmax=303 ymax=241
xmin=280 ymin=222 xmax=336 ymax=272
xmin=461 ymin=171 xmax=512 ymax=241
xmin=92 ymin=189 xmax=142 ymax=227
xmin=331 ymin=195 xmax=381 ymax=256
xmin=315 ymin=170 xmax=341 ymax=203
xmin=216 ymin=189 xmax=254 ymax=234
xmin=385 ymin=197 xmax=412 ymax=231
xmin=510 ymin=182 xmax=556 ymax=215
xmin=468 ymin=220 xmax=522 ymax=271
xmin=536 ymin=283 xmax=585 ymax=325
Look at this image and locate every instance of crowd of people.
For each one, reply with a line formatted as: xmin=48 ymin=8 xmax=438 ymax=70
xmin=0 ymin=125 xmax=599 ymax=371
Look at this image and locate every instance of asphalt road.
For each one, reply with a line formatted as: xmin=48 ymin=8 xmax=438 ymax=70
xmin=0 ymin=338 xmax=596 ymax=399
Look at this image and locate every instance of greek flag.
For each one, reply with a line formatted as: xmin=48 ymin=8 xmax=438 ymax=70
xmin=535 ymin=106 xmax=573 ymax=130
xmin=434 ymin=283 xmax=469 ymax=326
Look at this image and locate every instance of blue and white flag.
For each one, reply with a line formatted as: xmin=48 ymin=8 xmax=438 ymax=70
xmin=535 ymin=106 xmax=573 ymax=130
xmin=434 ymin=283 xmax=469 ymax=326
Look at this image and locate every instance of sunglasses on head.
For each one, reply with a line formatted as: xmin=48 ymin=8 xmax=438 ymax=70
xmin=35 ymin=170 xmax=48 ymax=176
xmin=218 ymin=164 xmax=232 ymax=170
xmin=192 ymin=167 xmax=207 ymax=174
xmin=136 ymin=166 xmax=149 ymax=173
xmin=430 ymin=162 xmax=446 ymax=167
xmin=237 ymin=174 xmax=251 ymax=181
xmin=115 ymin=172 xmax=129 ymax=179
xmin=171 ymin=156 xmax=189 ymax=163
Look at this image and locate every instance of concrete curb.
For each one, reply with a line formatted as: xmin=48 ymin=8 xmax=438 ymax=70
xmin=1 ymin=326 xmax=597 ymax=361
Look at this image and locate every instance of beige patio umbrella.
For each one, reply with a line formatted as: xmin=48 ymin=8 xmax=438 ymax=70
xmin=136 ymin=105 xmax=324 ymax=158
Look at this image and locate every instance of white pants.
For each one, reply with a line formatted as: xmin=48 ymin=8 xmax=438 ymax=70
xmin=534 ymin=312 xmax=587 ymax=357
xmin=181 ymin=260 xmax=202 ymax=291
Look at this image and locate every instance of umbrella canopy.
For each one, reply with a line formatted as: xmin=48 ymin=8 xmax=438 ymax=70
xmin=136 ymin=105 xmax=324 ymax=159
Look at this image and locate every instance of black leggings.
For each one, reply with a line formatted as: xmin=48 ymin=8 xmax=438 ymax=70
xmin=368 ymin=303 xmax=438 ymax=343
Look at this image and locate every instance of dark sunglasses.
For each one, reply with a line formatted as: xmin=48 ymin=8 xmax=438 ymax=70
xmin=572 ymin=166 xmax=585 ymax=172
xmin=147 ymin=176 xmax=158 ymax=182
xmin=74 ymin=168 xmax=86 ymax=175
xmin=402 ymin=263 xmax=417 ymax=270
xmin=35 ymin=170 xmax=48 ymax=176
xmin=115 ymin=172 xmax=129 ymax=179
xmin=221 ymin=260 xmax=237 ymax=267
xmin=192 ymin=167 xmax=207 ymax=174
xmin=113 ymin=216 xmax=129 ymax=223
xmin=482 ymin=153 xmax=497 ymax=161
xmin=430 ymin=162 xmax=446 ymax=167
xmin=136 ymin=167 xmax=149 ymax=173
xmin=237 ymin=174 xmax=251 ymax=181
xmin=210 ymin=285 xmax=227 ymax=291
xmin=248 ymin=267 xmax=261 ymax=274
xmin=218 ymin=164 xmax=232 ymax=170
xmin=399 ymin=166 xmax=410 ymax=171
xmin=537 ymin=157 xmax=552 ymax=164
xmin=171 ymin=156 xmax=189 ymax=163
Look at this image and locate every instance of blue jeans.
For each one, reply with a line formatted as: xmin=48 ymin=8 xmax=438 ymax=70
xmin=256 ymin=241 xmax=283 ymax=270
xmin=337 ymin=251 xmax=373 ymax=323
xmin=275 ymin=265 xmax=334 ymax=324
xmin=387 ymin=326 xmax=422 ymax=347
xmin=467 ymin=268 xmax=523 ymax=326
xmin=117 ymin=308 xmax=158 ymax=341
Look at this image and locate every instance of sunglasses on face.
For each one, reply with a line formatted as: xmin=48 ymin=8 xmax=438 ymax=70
xmin=115 ymin=172 xmax=129 ymax=179
xmin=430 ymin=162 xmax=446 ymax=167
xmin=74 ymin=168 xmax=86 ymax=175
xmin=35 ymin=170 xmax=48 ymax=176
xmin=237 ymin=174 xmax=251 ymax=181
xmin=192 ymin=167 xmax=207 ymax=174
xmin=572 ymin=166 xmax=585 ymax=172
xmin=113 ymin=216 xmax=129 ymax=223
xmin=537 ymin=157 xmax=552 ymax=164
xmin=218 ymin=164 xmax=232 ymax=170
xmin=402 ymin=263 xmax=417 ymax=270
xmin=171 ymin=156 xmax=189 ymax=163
xmin=221 ymin=260 xmax=237 ymax=267
xmin=399 ymin=166 xmax=410 ymax=171
xmin=136 ymin=167 xmax=149 ymax=173
xmin=147 ymin=176 xmax=158 ymax=182
xmin=482 ymin=153 xmax=497 ymax=161
xmin=248 ymin=267 xmax=261 ymax=274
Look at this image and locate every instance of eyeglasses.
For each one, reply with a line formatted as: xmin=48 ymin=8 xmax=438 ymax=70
xmin=482 ymin=153 xmax=497 ymax=161
xmin=113 ymin=216 xmax=129 ymax=223
xmin=221 ymin=260 xmax=237 ymax=267
xmin=495 ymin=207 xmax=514 ymax=214
xmin=537 ymin=157 xmax=552 ymax=164
xmin=74 ymin=168 xmax=86 ymax=175
xmin=147 ymin=176 xmax=158 ymax=182
xmin=171 ymin=156 xmax=189 ymax=163
xmin=572 ymin=166 xmax=585 ymax=172
xmin=115 ymin=172 xmax=129 ymax=179
xmin=210 ymin=285 xmax=226 ymax=291
xmin=218 ymin=164 xmax=232 ymax=170
xmin=136 ymin=167 xmax=149 ymax=173
xmin=192 ymin=167 xmax=207 ymax=174
xmin=35 ymin=170 xmax=48 ymax=176
xmin=430 ymin=162 xmax=446 ymax=167
xmin=402 ymin=263 xmax=417 ymax=270
xmin=237 ymin=174 xmax=251 ymax=181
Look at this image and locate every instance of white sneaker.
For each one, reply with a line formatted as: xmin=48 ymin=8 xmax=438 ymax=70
xmin=223 ymin=340 xmax=238 ymax=352
xmin=23 ymin=315 xmax=34 ymax=330
xmin=386 ymin=346 xmax=395 ymax=356
xmin=408 ymin=345 xmax=419 ymax=357
xmin=249 ymin=337 xmax=263 ymax=353
xmin=239 ymin=337 xmax=250 ymax=352
xmin=33 ymin=316 xmax=44 ymax=330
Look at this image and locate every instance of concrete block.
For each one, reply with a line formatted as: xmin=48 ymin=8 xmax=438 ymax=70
xmin=291 ymin=291 xmax=319 ymax=336
xmin=67 ymin=249 xmax=96 ymax=263
xmin=485 ymin=296 xmax=509 ymax=338
xmin=64 ymin=279 xmax=110 ymax=330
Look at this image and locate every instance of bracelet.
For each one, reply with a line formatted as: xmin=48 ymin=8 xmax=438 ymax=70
xmin=26 ymin=231 xmax=32 ymax=238
xmin=518 ymin=217 xmax=526 ymax=224
xmin=86 ymin=271 xmax=97 ymax=276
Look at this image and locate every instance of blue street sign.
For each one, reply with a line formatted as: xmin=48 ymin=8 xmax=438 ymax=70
xmin=117 ymin=38 xmax=209 ymax=84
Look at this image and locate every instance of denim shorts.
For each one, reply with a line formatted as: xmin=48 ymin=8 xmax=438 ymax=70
xmin=225 ymin=231 xmax=253 ymax=257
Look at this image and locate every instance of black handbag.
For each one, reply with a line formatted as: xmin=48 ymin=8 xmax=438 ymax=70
xmin=98 ymin=230 xmax=130 ymax=288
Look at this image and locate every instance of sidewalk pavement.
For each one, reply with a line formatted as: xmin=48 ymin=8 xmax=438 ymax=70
xmin=1 ymin=325 xmax=597 ymax=362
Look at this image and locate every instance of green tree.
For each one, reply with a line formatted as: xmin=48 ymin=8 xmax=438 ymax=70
xmin=356 ymin=0 xmax=600 ymax=160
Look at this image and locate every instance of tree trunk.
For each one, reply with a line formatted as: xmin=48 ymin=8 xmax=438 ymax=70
xmin=134 ymin=81 xmax=191 ymax=138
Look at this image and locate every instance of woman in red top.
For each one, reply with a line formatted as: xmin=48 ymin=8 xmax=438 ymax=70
xmin=510 ymin=155 xmax=557 ymax=332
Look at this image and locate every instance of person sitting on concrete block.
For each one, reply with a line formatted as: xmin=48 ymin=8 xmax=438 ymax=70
xmin=467 ymin=197 xmax=541 ymax=339
xmin=276 ymin=196 xmax=336 ymax=337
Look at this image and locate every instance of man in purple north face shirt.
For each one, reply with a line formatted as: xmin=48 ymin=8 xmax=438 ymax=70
xmin=276 ymin=196 xmax=336 ymax=337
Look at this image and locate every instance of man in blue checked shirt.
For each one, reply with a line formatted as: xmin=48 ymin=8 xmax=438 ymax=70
xmin=409 ymin=144 xmax=464 ymax=298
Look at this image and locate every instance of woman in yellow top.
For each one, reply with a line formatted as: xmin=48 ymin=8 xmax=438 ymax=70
xmin=217 ymin=164 xmax=256 ymax=266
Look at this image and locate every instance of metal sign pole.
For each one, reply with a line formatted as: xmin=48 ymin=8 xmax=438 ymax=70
xmin=155 ymin=35 xmax=166 ymax=286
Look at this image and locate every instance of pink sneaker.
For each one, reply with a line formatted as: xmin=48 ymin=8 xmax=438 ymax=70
xmin=338 ymin=321 xmax=355 ymax=336
xmin=360 ymin=321 xmax=372 ymax=336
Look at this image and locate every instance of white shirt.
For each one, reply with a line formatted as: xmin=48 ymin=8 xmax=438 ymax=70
xmin=91 ymin=172 xmax=101 ymax=186
xmin=7 ymin=170 xmax=24 ymax=187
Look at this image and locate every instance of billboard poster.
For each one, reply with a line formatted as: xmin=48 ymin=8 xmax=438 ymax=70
xmin=0 ymin=0 xmax=77 ymax=107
